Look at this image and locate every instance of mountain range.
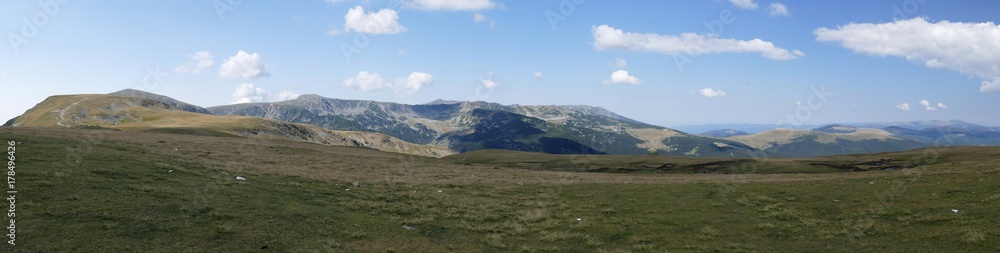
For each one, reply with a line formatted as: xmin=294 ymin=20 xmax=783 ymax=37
xmin=5 ymin=89 xmax=999 ymax=158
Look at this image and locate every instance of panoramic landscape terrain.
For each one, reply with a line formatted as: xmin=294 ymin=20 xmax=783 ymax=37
xmin=2 ymin=0 xmax=999 ymax=252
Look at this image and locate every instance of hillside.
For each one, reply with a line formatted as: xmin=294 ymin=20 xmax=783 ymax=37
xmin=726 ymin=128 xmax=927 ymax=157
xmin=3 ymin=94 xmax=453 ymax=157
xmin=207 ymin=94 xmax=753 ymax=157
xmin=1 ymin=127 xmax=996 ymax=252
xmin=8 ymin=90 xmax=998 ymax=158
xmin=108 ymin=88 xmax=212 ymax=114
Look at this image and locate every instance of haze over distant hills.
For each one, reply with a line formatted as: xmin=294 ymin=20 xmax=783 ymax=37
xmin=677 ymin=120 xmax=1000 ymax=135
xmin=5 ymin=89 xmax=1000 ymax=158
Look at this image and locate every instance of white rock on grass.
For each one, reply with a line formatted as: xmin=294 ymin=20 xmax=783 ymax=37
xmin=236 ymin=176 xmax=246 ymax=181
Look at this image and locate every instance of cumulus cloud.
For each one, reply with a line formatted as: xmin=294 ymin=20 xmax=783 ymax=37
xmin=219 ymin=51 xmax=269 ymax=79
xmin=815 ymin=17 xmax=1000 ymax=93
xmin=395 ymin=72 xmax=434 ymax=94
xmin=173 ymin=51 xmax=214 ymax=74
xmin=533 ymin=72 xmax=543 ymax=79
xmin=896 ymin=103 xmax=911 ymax=111
xmin=232 ymin=83 xmax=267 ymax=104
xmin=767 ymin=3 xmax=790 ymax=17
xmin=918 ymin=99 xmax=947 ymax=110
xmin=343 ymin=71 xmax=433 ymax=93
xmin=481 ymin=71 xmax=499 ymax=88
xmin=407 ymin=0 xmax=498 ymax=11
xmin=604 ymin=70 xmax=642 ymax=85
xmin=729 ymin=0 xmax=758 ymax=10
xmin=918 ymin=99 xmax=933 ymax=110
xmin=231 ymin=83 xmax=299 ymax=104
xmin=482 ymin=79 xmax=498 ymax=88
xmin=275 ymin=91 xmax=301 ymax=101
xmin=984 ymin=80 xmax=1000 ymax=92
xmin=343 ymin=71 xmax=390 ymax=91
xmin=342 ymin=6 xmax=406 ymax=35
xmin=699 ymin=87 xmax=727 ymax=98
xmin=593 ymin=25 xmax=803 ymax=60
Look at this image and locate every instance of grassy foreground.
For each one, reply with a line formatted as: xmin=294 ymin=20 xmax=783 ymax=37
xmin=0 ymin=127 xmax=997 ymax=252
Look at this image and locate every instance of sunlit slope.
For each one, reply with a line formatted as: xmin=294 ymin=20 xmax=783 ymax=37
xmin=4 ymin=94 xmax=453 ymax=157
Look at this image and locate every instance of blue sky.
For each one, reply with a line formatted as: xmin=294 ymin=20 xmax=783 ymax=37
xmin=2 ymin=0 xmax=999 ymax=127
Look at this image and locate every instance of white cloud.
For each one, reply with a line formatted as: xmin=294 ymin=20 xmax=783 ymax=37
xmin=325 ymin=0 xmax=346 ymax=4
xmin=232 ymin=83 xmax=267 ymax=104
xmin=767 ymin=3 xmax=790 ymax=17
xmin=343 ymin=71 xmax=433 ymax=93
xmin=896 ymin=103 xmax=911 ymax=111
xmin=343 ymin=6 xmax=406 ymax=35
xmin=699 ymin=87 xmax=727 ymax=98
xmin=219 ymin=51 xmax=269 ymax=79
xmin=604 ymin=70 xmax=642 ymax=85
xmin=815 ymin=17 xmax=1000 ymax=93
xmin=481 ymin=71 xmax=499 ymax=88
xmin=275 ymin=91 xmax=301 ymax=101
xmin=609 ymin=58 xmax=628 ymax=69
xmin=482 ymin=79 xmax=498 ymax=88
xmin=473 ymin=13 xmax=496 ymax=28
xmin=533 ymin=72 xmax=543 ymax=79
xmin=395 ymin=71 xmax=434 ymax=94
xmin=729 ymin=0 xmax=758 ymax=10
xmin=593 ymin=25 xmax=803 ymax=60
xmin=173 ymin=51 xmax=214 ymax=74
xmin=407 ymin=0 xmax=498 ymax=11
xmin=919 ymin=99 xmax=940 ymax=110
xmin=984 ymin=80 xmax=1000 ymax=92
xmin=343 ymin=71 xmax=390 ymax=91
xmin=937 ymin=102 xmax=948 ymax=109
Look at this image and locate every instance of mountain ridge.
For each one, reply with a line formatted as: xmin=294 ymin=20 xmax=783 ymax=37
xmin=7 ymin=89 xmax=999 ymax=157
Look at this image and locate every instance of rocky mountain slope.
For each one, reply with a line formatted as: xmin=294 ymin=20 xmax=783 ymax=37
xmin=3 ymin=93 xmax=453 ymax=157
xmin=207 ymin=94 xmax=759 ymax=157
xmin=9 ymin=90 xmax=996 ymax=158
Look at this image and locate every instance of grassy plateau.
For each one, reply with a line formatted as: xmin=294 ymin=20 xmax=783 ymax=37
xmin=0 ymin=127 xmax=997 ymax=252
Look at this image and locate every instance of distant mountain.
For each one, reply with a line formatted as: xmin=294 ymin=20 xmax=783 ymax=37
xmin=9 ymin=90 xmax=1000 ymax=158
xmin=108 ymin=89 xmax=212 ymax=114
xmin=726 ymin=128 xmax=927 ymax=157
xmin=673 ymin=124 xmax=819 ymax=134
xmin=852 ymin=120 xmax=992 ymax=131
xmin=207 ymin=94 xmax=760 ymax=157
xmin=881 ymin=125 xmax=1000 ymax=146
xmin=3 ymin=93 xmax=453 ymax=157
xmin=700 ymin=129 xmax=750 ymax=138
xmin=813 ymin=124 xmax=857 ymax=134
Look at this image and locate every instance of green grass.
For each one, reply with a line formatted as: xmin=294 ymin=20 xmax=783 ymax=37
xmin=1 ymin=127 xmax=997 ymax=252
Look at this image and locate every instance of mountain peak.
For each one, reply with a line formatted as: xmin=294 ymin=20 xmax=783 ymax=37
xmin=814 ymin=124 xmax=857 ymax=133
xmin=296 ymin=94 xmax=325 ymax=100
xmin=426 ymin=99 xmax=460 ymax=105
xmin=107 ymin=89 xmax=211 ymax=114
